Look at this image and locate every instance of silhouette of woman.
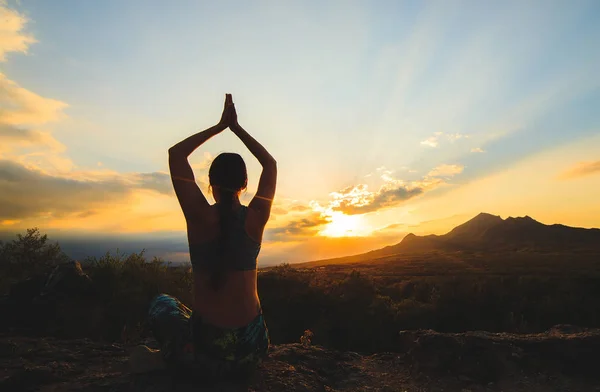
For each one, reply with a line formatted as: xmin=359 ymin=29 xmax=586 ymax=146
xmin=141 ymin=94 xmax=276 ymax=378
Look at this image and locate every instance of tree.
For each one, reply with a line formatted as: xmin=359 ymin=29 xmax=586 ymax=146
xmin=0 ymin=228 xmax=70 ymax=280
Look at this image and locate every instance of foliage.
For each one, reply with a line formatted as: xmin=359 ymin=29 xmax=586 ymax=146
xmin=2 ymin=229 xmax=600 ymax=353
xmin=0 ymin=228 xmax=70 ymax=289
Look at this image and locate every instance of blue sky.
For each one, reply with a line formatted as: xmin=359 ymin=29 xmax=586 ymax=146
xmin=1 ymin=0 xmax=599 ymax=264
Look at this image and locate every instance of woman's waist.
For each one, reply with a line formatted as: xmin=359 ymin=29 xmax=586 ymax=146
xmin=193 ymin=290 xmax=261 ymax=328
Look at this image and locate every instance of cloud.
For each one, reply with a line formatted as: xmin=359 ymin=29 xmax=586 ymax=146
xmin=265 ymin=213 xmax=329 ymax=241
xmin=189 ymin=151 xmax=214 ymax=171
xmin=0 ymin=123 xmax=65 ymax=153
xmin=368 ymin=223 xmax=412 ymax=239
xmin=446 ymin=133 xmax=468 ymax=142
xmin=0 ymin=3 xmax=182 ymax=232
xmin=332 ymin=184 xmax=424 ymax=215
xmin=323 ymin=163 xmax=464 ymax=215
xmin=420 ymin=133 xmax=441 ymax=147
xmin=380 ymin=223 xmax=403 ymax=231
xmin=376 ymin=166 xmax=396 ymax=182
xmin=0 ymin=4 xmax=69 ymax=169
xmin=559 ymin=160 xmax=600 ymax=180
xmin=290 ymin=204 xmax=310 ymax=212
xmin=0 ymin=72 xmax=68 ymax=126
xmin=266 ymin=197 xmax=313 ymax=216
xmin=133 ymin=172 xmax=173 ymax=194
xmin=76 ymin=211 xmax=98 ymax=219
xmin=0 ymin=159 xmax=127 ymax=220
xmin=248 ymin=195 xmax=314 ymax=218
xmin=471 ymin=147 xmax=485 ymax=153
xmin=271 ymin=207 xmax=288 ymax=215
xmin=0 ymin=3 xmax=37 ymax=62
xmin=427 ymin=164 xmax=464 ymax=177
xmin=420 ymin=132 xmax=469 ymax=148
xmin=13 ymin=152 xmax=75 ymax=173
xmin=0 ymin=159 xmax=174 ymax=220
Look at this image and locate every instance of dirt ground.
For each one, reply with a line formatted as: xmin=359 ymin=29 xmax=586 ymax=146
xmin=2 ymin=326 xmax=599 ymax=391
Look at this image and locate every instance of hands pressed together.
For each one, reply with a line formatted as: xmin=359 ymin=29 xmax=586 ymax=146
xmin=218 ymin=93 xmax=239 ymax=129
xmin=169 ymin=93 xmax=273 ymax=169
xmin=213 ymin=93 xmax=275 ymax=169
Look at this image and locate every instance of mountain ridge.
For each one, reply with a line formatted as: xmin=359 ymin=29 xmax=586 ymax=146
xmin=295 ymin=212 xmax=600 ymax=267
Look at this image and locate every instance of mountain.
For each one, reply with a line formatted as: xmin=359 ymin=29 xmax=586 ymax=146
xmin=298 ymin=213 xmax=600 ymax=266
xmin=413 ymin=212 xmax=600 ymax=252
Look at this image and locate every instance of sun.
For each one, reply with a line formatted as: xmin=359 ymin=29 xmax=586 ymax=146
xmin=319 ymin=212 xmax=367 ymax=237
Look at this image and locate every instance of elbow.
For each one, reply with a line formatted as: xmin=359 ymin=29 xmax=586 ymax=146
xmin=168 ymin=146 xmax=183 ymax=161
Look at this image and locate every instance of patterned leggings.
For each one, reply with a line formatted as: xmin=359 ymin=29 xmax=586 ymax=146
xmin=147 ymin=294 xmax=270 ymax=379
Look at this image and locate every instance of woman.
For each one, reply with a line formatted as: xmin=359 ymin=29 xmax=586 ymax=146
xmin=140 ymin=94 xmax=276 ymax=378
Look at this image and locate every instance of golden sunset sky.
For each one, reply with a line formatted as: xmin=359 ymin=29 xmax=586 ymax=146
xmin=1 ymin=0 xmax=599 ymax=265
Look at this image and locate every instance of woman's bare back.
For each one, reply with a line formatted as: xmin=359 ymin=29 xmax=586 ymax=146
xmin=187 ymin=204 xmax=263 ymax=327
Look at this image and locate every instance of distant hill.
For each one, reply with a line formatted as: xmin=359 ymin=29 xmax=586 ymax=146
xmin=387 ymin=212 xmax=600 ymax=252
xmin=296 ymin=213 xmax=600 ymax=267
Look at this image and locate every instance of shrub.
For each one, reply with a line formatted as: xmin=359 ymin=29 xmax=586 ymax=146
xmin=3 ymin=228 xmax=600 ymax=353
xmin=0 ymin=228 xmax=70 ymax=291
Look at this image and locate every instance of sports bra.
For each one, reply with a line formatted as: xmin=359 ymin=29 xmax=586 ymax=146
xmin=189 ymin=205 xmax=261 ymax=271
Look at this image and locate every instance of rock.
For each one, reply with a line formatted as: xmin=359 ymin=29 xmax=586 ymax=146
xmin=397 ymin=328 xmax=600 ymax=383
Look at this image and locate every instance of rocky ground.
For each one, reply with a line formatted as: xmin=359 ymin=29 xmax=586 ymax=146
xmin=1 ymin=325 xmax=599 ymax=392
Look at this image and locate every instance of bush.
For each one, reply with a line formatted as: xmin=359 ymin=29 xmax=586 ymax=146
xmin=0 ymin=228 xmax=70 ymax=291
xmin=2 ymin=228 xmax=600 ymax=354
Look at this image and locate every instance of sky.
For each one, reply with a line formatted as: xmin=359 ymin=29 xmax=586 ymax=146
xmin=1 ymin=0 xmax=599 ymax=266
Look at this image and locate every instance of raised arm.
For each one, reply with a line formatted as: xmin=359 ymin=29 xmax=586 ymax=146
xmin=168 ymin=95 xmax=234 ymax=220
xmin=229 ymin=101 xmax=277 ymax=223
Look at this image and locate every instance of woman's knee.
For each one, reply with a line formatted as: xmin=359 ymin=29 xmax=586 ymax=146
xmin=147 ymin=293 xmax=176 ymax=319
